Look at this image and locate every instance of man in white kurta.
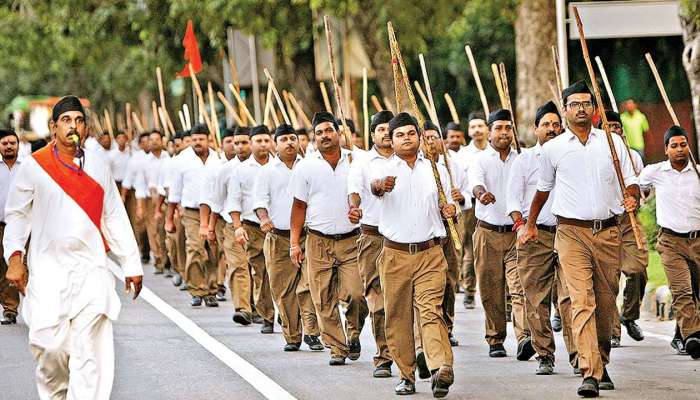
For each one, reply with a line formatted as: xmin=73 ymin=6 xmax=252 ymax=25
xmin=3 ymin=96 xmax=143 ymax=400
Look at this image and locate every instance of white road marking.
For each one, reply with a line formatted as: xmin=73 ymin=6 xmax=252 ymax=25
xmin=109 ymin=263 xmax=297 ymax=400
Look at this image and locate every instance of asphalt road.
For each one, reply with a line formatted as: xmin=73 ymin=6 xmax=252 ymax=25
xmin=1 ymin=262 xmax=698 ymax=400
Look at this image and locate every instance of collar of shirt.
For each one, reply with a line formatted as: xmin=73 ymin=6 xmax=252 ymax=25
xmin=0 ymin=157 xmax=21 ymax=167
xmin=310 ymin=147 xmax=352 ymax=166
xmin=484 ymin=143 xmax=517 ymax=161
xmin=563 ymin=127 xmax=604 ymax=144
xmin=269 ymin=154 xmax=302 ymax=170
xmin=660 ymin=160 xmax=693 ymax=173
xmin=242 ymin=154 xmax=274 ymax=168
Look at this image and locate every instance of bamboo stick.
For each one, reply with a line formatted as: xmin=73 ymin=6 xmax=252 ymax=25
xmin=444 ymin=93 xmax=460 ymax=124
xmin=491 ymin=63 xmax=507 ymax=109
xmin=498 ymin=63 xmax=521 ymax=153
xmin=264 ymin=68 xmax=292 ymax=125
xmin=465 ymin=45 xmax=490 ymax=116
xmin=371 ymin=95 xmax=383 ymax=112
xmin=363 ymin=68 xmax=370 ymax=150
xmin=319 ymin=81 xmax=333 ymax=113
xmin=229 ymin=84 xmax=257 ymax=125
xmin=323 ymin=15 xmax=353 ymax=149
xmin=288 ymin=92 xmax=312 ymax=128
xmin=103 ymin=109 xmax=114 ymax=140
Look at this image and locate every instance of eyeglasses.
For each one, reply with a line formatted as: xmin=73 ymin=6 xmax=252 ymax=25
xmin=566 ymin=101 xmax=593 ymax=110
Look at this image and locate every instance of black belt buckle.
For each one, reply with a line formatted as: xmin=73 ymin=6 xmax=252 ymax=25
xmin=498 ymin=225 xmax=508 ymax=233
xmin=690 ymin=231 xmax=698 ymax=240
xmin=408 ymin=243 xmax=418 ymax=255
xmin=592 ymin=219 xmax=604 ymax=234
xmin=333 ymin=233 xmax=343 ymax=241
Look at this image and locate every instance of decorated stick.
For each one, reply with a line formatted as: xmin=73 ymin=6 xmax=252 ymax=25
xmin=229 ymin=83 xmax=257 ymax=125
xmin=444 ymin=93 xmax=460 ymax=124
xmin=498 ymin=63 xmax=521 ymax=153
xmin=596 ymin=56 xmax=640 ymax=176
xmin=573 ymin=6 xmax=644 ymax=249
xmin=319 ymin=81 xmax=333 ymax=113
xmin=387 ymin=21 xmax=461 ymax=249
xmin=263 ymin=68 xmax=292 ymax=125
xmin=371 ymin=95 xmax=383 ymax=112
xmin=645 ymin=53 xmax=700 ymax=180
xmin=363 ymin=68 xmax=370 ymax=150
xmin=323 ymin=15 xmax=353 ymax=149
xmin=465 ymin=45 xmax=490 ymax=116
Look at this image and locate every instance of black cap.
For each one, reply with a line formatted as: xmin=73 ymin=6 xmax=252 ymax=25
xmin=562 ymin=80 xmax=594 ymax=106
xmin=336 ymin=118 xmax=356 ymax=134
xmin=182 ymin=129 xmax=191 ymax=137
xmin=664 ymin=125 xmax=687 ymax=146
xmin=221 ymin=127 xmax=236 ymax=139
xmin=445 ymin=122 xmax=463 ymax=132
xmin=274 ymin=123 xmax=296 ymax=139
xmin=234 ymin=126 xmax=250 ymax=136
xmin=51 ymin=96 xmax=85 ymax=122
xmin=295 ymin=128 xmax=309 ymax=137
xmin=487 ymin=109 xmax=511 ymax=125
xmin=370 ymin=111 xmax=394 ymax=133
xmin=423 ymin=120 xmax=439 ymax=133
xmin=596 ymin=111 xmax=621 ymax=129
xmin=388 ymin=112 xmax=419 ymax=138
xmin=190 ymin=123 xmax=209 ymax=136
xmin=250 ymin=125 xmax=271 ymax=137
xmin=534 ymin=101 xmax=560 ymax=126
xmin=311 ymin=112 xmax=338 ymax=130
xmin=467 ymin=111 xmax=486 ymax=122
xmin=0 ymin=128 xmax=18 ymax=141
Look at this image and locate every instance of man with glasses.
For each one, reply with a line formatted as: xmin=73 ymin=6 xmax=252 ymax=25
xmin=520 ymin=81 xmax=639 ymax=397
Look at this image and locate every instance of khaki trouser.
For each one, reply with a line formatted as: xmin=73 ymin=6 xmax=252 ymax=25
xmin=656 ymin=232 xmax=700 ymax=340
xmin=473 ymin=226 xmax=528 ymax=344
xmin=181 ymin=208 xmax=218 ymax=297
xmin=613 ymin=213 xmax=649 ymax=338
xmin=126 ymin=190 xmax=148 ymax=257
xmin=265 ymin=232 xmax=320 ymax=343
xmin=243 ymin=223 xmax=274 ymax=323
xmin=164 ymin=210 xmax=184 ymax=277
xmin=460 ymin=207 xmax=477 ymax=295
xmin=517 ymin=229 xmax=577 ymax=363
xmin=145 ymin=199 xmax=166 ymax=271
xmin=379 ymin=245 xmax=453 ymax=382
xmin=214 ymin=219 xmax=226 ymax=287
xmin=305 ymin=232 xmax=367 ymax=357
xmin=442 ymin=220 xmax=462 ymax=333
xmin=555 ymin=224 xmax=621 ymax=381
xmin=224 ymin=223 xmax=252 ymax=313
xmin=356 ymin=232 xmax=392 ymax=367
xmin=0 ymin=224 xmax=19 ymax=316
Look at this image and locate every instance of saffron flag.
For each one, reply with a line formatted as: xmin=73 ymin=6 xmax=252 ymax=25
xmin=177 ymin=20 xmax=202 ymax=78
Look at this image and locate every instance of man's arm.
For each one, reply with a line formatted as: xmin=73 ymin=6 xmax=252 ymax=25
xmin=520 ymin=190 xmax=551 ymax=244
xmin=3 ymin=162 xmax=34 ymax=294
xmin=289 ymin=198 xmax=307 ymax=266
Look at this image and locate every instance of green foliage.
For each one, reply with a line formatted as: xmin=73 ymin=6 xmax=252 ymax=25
xmin=638 ymin=195 xmax=659 ymax=250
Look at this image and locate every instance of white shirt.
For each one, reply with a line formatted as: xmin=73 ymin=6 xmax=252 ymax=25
xmin=108 ymin=147 xmax=130 ymax=183
xmin=456 ymin=141 xmax=487 ymax=169
xmin=207 ymin=157 xmax=241 ymax=224
xmin=0 ymin=158 xmax=22 ymax=223
xmin=226 ymin=155 xmax=272 ymax=224
xmin=537 ymin=128 xmax=638 ymax=220
xmin=3 ymin=146 xmax=142 ymax=344
xmin=468 ymin=145 xmax=519 ymax=225
xmin=168 ymin=147 xmax=222 ymax=208
xmin=347 ymin=147 xmax=393 ymax=226
xmin=639 ymin=160 xmax=700 ymax=233
xmin=135 ymin=150 xmax=170 ymax=199
xmin=289 ymin=148 xmax=357 ymax=234
xmin=121 ymin=149 xmax=147 ymax=190
xmin=253 ymin=156 xmax=302 ymax=230
xmin=18 ymin=141 xmax=32 ymax=161
xmin=506 ymin=144 xmax=556 ymax=226
xmin=441 ymin=151 xmax=472 ymax=211
xmin=371 ymin=154 xmax=453 ymax=243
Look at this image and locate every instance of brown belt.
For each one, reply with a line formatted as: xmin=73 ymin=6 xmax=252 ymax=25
xmin=360 ymin=224 xmax=381 ymax=236
xmin=536 ymin=224 xmax=557 ymax=233
xmin=307 ymin=228 xmax=360 ymax=241
xmin=242 ymin=220 xmax=260 ymax=229
xmin=557 ymin=216 xmax=617 ymax=233
xmin=476 ymin=220 xmax=514 ymax=233
xmin=661 ymin=227 xmax=699 ymax=240
xmin=272 ymin=228 xmax=290 ymax=238
xmin=383 ymin=237 xmax=442 ymax=255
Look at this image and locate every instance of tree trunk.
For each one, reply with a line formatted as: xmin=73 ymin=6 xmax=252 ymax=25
xmin=680 ymin=3 xmax=700 ymax=156
xmin=352 ymin=13 xmax=396 ymax=111
xmin=514 ymin=0 xmax=557 ymax=143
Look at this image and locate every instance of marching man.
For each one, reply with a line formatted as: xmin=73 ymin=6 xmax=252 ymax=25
xmin=4 ymin=96 xmax=143 ymax=399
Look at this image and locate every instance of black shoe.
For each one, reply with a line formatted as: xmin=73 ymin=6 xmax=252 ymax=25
xmin=535 ymin=356 xmax=554 ymax=375
xmin=216 ymin=286 xmax=226 ymax=302
xmin=172 ymin=273 xmax=182 ymax=286
xmin=430 ymin=365 xmax=454 ymax=398
xmin=416 ymin=351 xmax=431 ymax=380
xmin=623 ymin=320 xmax=644 ymax=341
xmin=394 ymin=379 xmax=415 ymax=395
xmin=671 ymin=337 xmax=688 ymax=355
xmin=204 ymin=296 xmax=219 ymax=307
xmin=551 ymin=313 xmax=562 ymax=332
xmin=448 ymin=333 xmax=459 ymax=347
xmin=610 ymin=336 xmax=621 ymax=348
xmin=373 ymin=363 xmax=392 ymax=378
xmin=686 ymin=337 xmax=700 ymax=359
xmin=284 ymin=342 xmax=301 ymax=352
xmin=489 ymin=344 xmax=507 ymax=358
xmin=329 ymin=355 xmax=346 ymax=366
xmin=348 ymin=338 xmax=361 ymax=361
xmin=233 ymin=311 xmax=252 ymax=326
xmin=260 ymin=320 xmax=274 ymax=334
xmin=599 ymin=368 xmax=614 ymax=390
xmin=179 ymin=281 xmax=189 ymax=291
xmin=517 ymin=337 xmax=536 ymax=361
xmin=191 ymin=296 xmax=202 ymax=307
xmin=304 ymin=335 xmax=324 ymax=351
xmin=164 ymin=268 xmax=173 ymax=278
xmin=577 ymin=377 xmax=599 ymax=398
xmin=463 ymin=295 xmax=475 ymax=310
xmin=141 ymin=254 xmax=150 ymax=264
xmin=252 ymin=314 xmax=264 ymax=324
xmin=154 ymin=269 xmax=164 ymax=275
xmin=0 ymin=313 xmax=17 ymax=325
